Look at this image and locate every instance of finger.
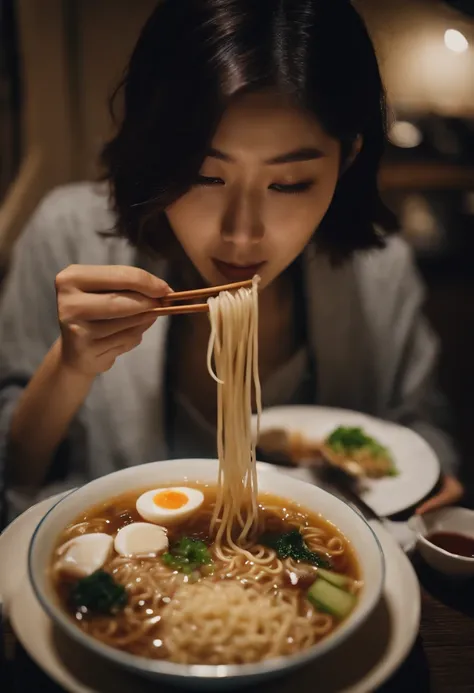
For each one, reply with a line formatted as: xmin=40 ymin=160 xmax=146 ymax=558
xmin=61 ymin=291 xmax=162 ymax=322
xmin=416 ymin=477 xmax=464 ymax=515
xmin=416 ymin=495 xmax=447 ymax=516
xmin=77 ymin=313 xmax=158 ymax=340
xmin=94 ymin=323 xmax=150 ymax=358
xmin=100 ymin=335 xmax=144 ymax=359
xmin=56 ymin=265 xmax=172 ymax=298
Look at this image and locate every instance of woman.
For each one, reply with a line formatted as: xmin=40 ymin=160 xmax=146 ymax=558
xmin=0 ymin=0 xmax=463 ymax=517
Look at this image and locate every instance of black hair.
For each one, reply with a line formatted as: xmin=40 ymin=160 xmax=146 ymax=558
xmin=102 ymin=0 xmax=398 ymax=262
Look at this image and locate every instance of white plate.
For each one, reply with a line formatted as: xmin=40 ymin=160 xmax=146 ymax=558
xmin=0 ymin=492 xmax=420 ymax=693
xmin=256 ymin=405 xmax=440 ymax=516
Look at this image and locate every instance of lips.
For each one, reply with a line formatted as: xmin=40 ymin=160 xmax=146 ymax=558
xmin=212 ymin=259 xmax=266 ymax=282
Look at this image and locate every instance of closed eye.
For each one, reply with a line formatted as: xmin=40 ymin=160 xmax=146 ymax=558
xmin=195 ymin=175 xmax=225 ymax=186
xmin=269 ymin=181 xmax=315 ymax=194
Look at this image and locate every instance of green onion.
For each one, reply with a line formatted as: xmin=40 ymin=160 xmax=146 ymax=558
xmin=162 ymin=537 xmax=214 ymax=575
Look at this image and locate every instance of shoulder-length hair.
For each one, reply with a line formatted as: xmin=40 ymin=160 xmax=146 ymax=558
xmin=102 ymin=0 xmax=398 ymax=262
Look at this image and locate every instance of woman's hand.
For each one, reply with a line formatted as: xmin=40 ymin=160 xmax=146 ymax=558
xmin=416 ymin=475 xmax=464 ymax=515
xmin=56 ymin=265 xmax=171 ymax=376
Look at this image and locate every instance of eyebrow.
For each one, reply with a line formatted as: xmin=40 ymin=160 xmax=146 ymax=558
xmin=207 ymin=146 xmax=325 ymax=165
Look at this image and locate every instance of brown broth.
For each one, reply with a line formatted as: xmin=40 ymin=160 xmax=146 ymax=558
xmin=53 ymin=484 xmax=359 ymax=576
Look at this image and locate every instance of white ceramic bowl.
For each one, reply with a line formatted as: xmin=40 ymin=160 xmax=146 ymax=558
xmin=28 ymin=459 xmax=385 ymax=690
xmin=409 ymin=507 xmax=474 ymax=578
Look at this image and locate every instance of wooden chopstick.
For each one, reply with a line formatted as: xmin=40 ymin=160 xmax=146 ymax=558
xmin=150 ymin=303 xmax=209 ymax=316
xmin=149 ymin=278 xmax=254 ymax=317
xmin=162 ymin=279 xmax=253 ymax=305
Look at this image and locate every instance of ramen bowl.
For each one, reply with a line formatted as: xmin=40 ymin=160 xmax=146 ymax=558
xmin=28 ymin=458 xmax=385 ymax=690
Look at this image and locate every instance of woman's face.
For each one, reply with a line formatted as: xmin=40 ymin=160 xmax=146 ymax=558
xmin=166 ymin=91 xmax=341 ymax=289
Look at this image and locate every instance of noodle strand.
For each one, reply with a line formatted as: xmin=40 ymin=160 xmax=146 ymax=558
xmin=208 ymin=277 xmax=262 ymax=550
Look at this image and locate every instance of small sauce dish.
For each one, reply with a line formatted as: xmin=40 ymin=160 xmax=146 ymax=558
xmin=408 ymin=507 xmax=474 ymax=578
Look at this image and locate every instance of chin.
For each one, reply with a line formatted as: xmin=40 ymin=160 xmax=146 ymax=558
xmin=193 ymin=262 xmax=276 ymax=293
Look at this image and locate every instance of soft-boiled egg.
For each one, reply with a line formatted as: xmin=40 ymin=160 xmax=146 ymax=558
xmin=114 ymin=522 xmax=169 ymax=557
xmin=54 ymin=533 xmax=113 ymax=578
xmin=136 ymin=486 xmax=204 ymax=525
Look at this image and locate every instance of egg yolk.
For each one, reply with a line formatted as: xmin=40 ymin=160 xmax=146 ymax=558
xmin=153 ymin=490 xmax=189 ymax=510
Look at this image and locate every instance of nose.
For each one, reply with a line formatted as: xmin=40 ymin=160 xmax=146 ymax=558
xmin=220 ymin=187 xmax=264 ymax=246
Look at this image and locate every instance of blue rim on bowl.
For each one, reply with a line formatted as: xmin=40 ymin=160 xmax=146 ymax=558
xmin=28 ymin=459 xmax=385 ymax=685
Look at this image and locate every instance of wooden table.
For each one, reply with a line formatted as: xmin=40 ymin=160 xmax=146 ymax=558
xmin=3 ymin=555 xmax=473 ymax=693
xmin=413 ymin=558 xmax=474 ymax=693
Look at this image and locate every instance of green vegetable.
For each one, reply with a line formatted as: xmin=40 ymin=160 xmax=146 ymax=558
xmin=318 ymin=568 xmax=353 ymax=590
xmin=326 ymin=426 xmax=387 ymax=456
xmin=307 ymin=578 xmax=356 ymax=619
xmin=326 ymin=426 xmax=397 ymax=473
xmin=260 ymin=529 xmax=331 ymax=569
xmin=70 ymin=570 xmax=127 ymax=615
xmin=162 ymin=537 xmax=214 ymax=575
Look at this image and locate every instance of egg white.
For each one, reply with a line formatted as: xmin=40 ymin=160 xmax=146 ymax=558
xmin=114 ymin=522 xmax=169 ymax=557
xmin=55 ymin=533 xmax=113 ymax=578
xmin=135 ymin=486 xmax=204 ymax=525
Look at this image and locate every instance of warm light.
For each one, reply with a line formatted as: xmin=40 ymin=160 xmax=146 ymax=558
xmin=444 ymin=29 xmax=469 ymax=53
xmin=401 ymin=195 xmax=442 ymax=251
xmin=389 ymin=121 xmax=423 ymax=149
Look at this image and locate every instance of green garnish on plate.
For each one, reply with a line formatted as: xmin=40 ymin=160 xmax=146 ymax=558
xmin=326 ymin=426 xmax=397 ymax=476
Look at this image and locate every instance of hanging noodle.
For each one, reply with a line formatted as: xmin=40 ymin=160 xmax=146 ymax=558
xmin=207 ymin=276 xmax=262 ymax=552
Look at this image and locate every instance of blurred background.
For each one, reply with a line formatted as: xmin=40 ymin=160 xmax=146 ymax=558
xmin=0 ymin=0 xmax=473 ymax=490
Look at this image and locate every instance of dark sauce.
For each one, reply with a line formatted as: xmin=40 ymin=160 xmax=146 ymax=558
xmin=427 ymin=531 xmax=474 ymax=558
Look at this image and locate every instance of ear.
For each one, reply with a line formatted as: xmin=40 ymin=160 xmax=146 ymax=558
xmin=340 ymin=135 xmax=363 ymax=174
